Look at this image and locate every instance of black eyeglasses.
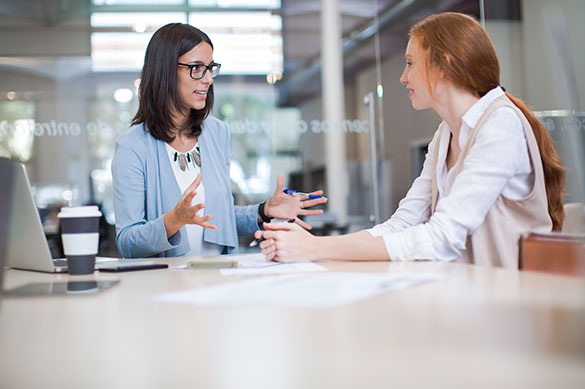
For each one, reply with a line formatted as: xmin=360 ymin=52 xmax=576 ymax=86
xmin=177 ymin=62 xmax=221 ymax=79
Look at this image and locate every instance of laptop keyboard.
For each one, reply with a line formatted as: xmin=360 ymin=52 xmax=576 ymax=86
xmin=52 ymin=257 xmax=120 ymax=268
xmin=52 ymin=259 xmax=68 ymax=267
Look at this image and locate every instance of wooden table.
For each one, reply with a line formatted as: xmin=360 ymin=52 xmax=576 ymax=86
xmin=1 ymin=259 xmax=584 ymax=388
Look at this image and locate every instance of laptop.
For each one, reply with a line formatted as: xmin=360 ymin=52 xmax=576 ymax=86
xmin=0 ymin=158 xmax=15 ymax=287
xmin=3 ymin=159 xmax=114 ymax=273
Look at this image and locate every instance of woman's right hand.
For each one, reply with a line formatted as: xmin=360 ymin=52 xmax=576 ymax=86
xmin=255 ymin=221 xmax=319 ymax=262
xmin=164 ymin=173 xmax=217 ymax=238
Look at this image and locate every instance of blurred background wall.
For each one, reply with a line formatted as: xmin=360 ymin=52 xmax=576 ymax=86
xmin=0 ymin=0 xmax=583 ymax=255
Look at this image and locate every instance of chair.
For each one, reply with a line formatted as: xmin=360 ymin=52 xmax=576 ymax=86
xmin=520 ymin=232 xmax=585 ymax=277
xmin=562 ymin=202 xmax=585 ymax=234
xmin=518 ymin=203 xmax=585 ymax=276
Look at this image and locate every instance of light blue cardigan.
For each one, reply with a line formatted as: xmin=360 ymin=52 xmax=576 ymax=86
xmin=112 ymin=116 xmax=260 ymax=258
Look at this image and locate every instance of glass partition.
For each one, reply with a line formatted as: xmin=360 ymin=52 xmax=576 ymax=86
xmin=2 ymin=0 xmax=581 ymax=257
xmin=483 ymin=0 xmax=585 ymax=205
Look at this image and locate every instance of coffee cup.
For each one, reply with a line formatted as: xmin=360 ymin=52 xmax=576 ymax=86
xmin=58 ymin=206 xmax=102 ymax=275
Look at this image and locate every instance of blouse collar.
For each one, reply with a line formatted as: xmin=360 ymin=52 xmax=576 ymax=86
xmin=461 ymin=86 xmax=505 ymax=129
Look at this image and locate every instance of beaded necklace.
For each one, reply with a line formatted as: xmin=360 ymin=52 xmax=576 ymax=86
xmin=173 ymin=143 xmax=201 ymax=171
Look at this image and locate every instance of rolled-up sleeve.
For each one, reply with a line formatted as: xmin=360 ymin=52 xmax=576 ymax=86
xmin=235 ymin=204 xmax=261 ymax=235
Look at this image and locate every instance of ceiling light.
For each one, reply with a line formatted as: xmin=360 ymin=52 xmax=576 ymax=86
xmin=114 ymin=88 xmax=133 ymax=103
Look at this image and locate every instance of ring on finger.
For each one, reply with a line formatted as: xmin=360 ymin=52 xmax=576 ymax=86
xmin=300 ymin=201 xmax=304 ymax=209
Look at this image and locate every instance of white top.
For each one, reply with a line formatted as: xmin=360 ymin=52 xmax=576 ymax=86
xmin=368 ymin=87 xmax=534 ymax=261
xmin=165 ymin=143 xmax=222 ymax=257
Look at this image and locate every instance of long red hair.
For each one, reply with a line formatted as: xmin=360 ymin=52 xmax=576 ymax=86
xmin=410 ymin=12 xmax=566 ymax=231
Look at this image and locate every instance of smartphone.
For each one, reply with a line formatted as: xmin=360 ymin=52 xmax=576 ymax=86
xmin=98 ymin=261 xmax=168 ymax=272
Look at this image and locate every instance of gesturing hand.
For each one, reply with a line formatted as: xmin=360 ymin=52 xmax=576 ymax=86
xmin=263 ymin=174 xmax=327 ymax=230
xmin=164 ymin=173 xmax=217 ymax=238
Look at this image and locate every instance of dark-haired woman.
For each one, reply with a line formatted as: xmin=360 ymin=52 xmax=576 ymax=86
xmin=112 ymin=23 xmax=326 ymax=258
xmin=256 ymin=12 xmax=566 ymax=269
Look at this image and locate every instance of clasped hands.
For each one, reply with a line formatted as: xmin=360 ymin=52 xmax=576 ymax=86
xmin=164 ymin=173 xmax=327 ymax=239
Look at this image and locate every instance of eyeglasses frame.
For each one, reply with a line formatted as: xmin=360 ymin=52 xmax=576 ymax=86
xmin=177 ymin=62 xmax=221 ymax=80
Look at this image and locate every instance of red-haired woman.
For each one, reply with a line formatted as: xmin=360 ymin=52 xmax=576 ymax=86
xmin=256 ymin=12 xmax=565 ymax=268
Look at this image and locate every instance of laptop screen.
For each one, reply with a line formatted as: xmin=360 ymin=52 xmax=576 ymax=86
xmin=4 ymin=159 xmax=59 ymax=272
xmin=0 ymin=158 xmax=16 ymax=289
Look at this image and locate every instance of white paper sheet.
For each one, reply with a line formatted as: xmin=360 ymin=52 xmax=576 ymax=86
xmin=173 ymin=253 xmax=327 ymax=275
xmin=220 ymin=253 xmax=327 ymax=275
xmin=153 ymin=272 xmax=439 ymax=308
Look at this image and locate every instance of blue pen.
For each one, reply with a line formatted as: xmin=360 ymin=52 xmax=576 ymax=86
xmin=283 ymin=188 xmax=324 ymax=199
xmin=250 ymin=219 xmax=295 ymax=247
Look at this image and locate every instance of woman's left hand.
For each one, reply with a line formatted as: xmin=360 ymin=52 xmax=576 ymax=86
xmin=263 ymin=174 xmax=327 ymax=230
xmin=255 ymin=221 xmax=319 ymax=262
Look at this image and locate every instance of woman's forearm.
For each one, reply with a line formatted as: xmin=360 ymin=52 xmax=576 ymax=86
xmin=117 ymin=216 xmax=177 ymax=258
xmin=313 ymin=231 xmax=390 ymax=261
xmin=164 ymin=209 xmax=182 ymax=238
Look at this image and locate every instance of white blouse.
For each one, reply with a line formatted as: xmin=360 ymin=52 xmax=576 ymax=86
xmin=165 ymin=143 xmax=222 ymax=257
xmin=367 ymin=87 xmax=534 ymax=261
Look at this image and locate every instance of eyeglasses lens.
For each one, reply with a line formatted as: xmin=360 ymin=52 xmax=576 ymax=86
xmin=191 ymin=64 xmax=220 ymax=79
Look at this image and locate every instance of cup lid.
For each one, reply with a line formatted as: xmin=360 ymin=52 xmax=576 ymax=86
xmin=58 ymin=205 xmax=102 ymax=218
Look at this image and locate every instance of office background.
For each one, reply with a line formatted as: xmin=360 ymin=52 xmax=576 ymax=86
xmin=0 ymin=0 xmax=584 ymax=257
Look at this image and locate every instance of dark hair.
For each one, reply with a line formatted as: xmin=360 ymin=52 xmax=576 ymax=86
xmin=132 ymin=23 xmax=215 ymax=142
xmin=410 ymin=12 xmax=566 ymax=231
